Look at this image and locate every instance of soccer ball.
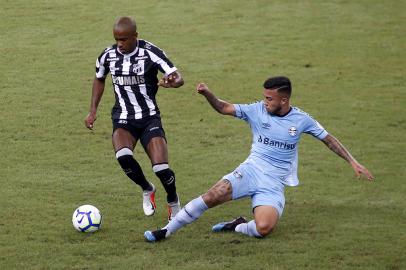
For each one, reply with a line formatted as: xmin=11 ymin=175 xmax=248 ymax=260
xmin=72 ymin=205 xmax=102 ymax=233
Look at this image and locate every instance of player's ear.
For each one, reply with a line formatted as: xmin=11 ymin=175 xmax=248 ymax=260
xmin=134 ymin=32 xmax=138 ymax=38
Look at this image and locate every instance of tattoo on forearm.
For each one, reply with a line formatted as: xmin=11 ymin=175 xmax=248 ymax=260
xmin=324 ymin=136 xmax=354 ymax=163
xmin=206 ymin=96 xmax=225 ymax=112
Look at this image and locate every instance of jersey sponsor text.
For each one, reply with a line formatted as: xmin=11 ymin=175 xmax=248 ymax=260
xmin=111 ymin=75 xmax=145 ymax=86
xmin=257 ymin=135 xmax=296 ymax=150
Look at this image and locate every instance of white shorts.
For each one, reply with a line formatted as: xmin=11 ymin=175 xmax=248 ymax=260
xmin=223 ymin=161 xmax=286 ymax=217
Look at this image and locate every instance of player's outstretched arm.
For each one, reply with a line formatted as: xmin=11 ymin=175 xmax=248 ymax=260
xmin=84 ymin=77 xmax=105 ymax=130
xmin=158 ymin=71 xmax=184 ymax=88
xmin=196 ymin=83 xmax=236 ymax=116
xmin=322 ymin=134 xmax=374 ymax=181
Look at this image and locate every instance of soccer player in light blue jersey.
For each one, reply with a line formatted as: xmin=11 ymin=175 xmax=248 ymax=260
xmin=144 ymin=76 xmax=374 ymax=242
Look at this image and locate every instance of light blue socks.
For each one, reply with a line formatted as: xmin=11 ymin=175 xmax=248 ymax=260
xmin=165 ymin=196 xmax=208 ymax=234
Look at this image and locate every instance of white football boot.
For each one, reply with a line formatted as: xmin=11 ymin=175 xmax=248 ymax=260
xmin=142 ymin=183 xmax=156 ymax=216
xmin=167 ymin=196 xmax=181 ymax=221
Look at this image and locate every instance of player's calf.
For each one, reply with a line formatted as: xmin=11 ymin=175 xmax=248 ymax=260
xmin=116 ymin=148 xmax=156 ymax=216
xmin=153 ymin=164 xmax=178 ymax=203
xmin=116 ymin=148 xmax=153 ymax=191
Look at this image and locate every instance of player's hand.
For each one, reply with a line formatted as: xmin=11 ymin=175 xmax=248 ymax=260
xmin=84 ymin=112 xmax=97 ymax=130
xmin=196 ymin=83 xmax=211 ymax=96
xmin=350 ymin=161 xmax=374 ymax=181
xmin=158 ymin=71 xmax=183 ymax=88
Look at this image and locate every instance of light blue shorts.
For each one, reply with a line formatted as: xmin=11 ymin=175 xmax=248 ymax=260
xmin=223 ymin=161 xmax=286 ymax=217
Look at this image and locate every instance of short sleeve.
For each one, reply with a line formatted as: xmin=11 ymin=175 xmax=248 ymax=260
xmin=303 ymin=115 xmax=328 ymax=140
xmin=234 ymin=102 xmax=261 ymax=123
xmin=144 ymin=42 xmax=177 ymax=76
xmin=95 ymin=48 xmax=110 ymax=79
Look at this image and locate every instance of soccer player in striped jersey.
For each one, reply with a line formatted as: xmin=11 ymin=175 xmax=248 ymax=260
xmin=144 ymin=76 xmax=373 ymax=242
xmin=84 ymin=17 xmax=184 ymax=220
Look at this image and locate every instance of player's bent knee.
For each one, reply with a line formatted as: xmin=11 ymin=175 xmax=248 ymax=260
xmin=115 ymin=148 xmax=134 ymax=173
xmin=256 ymin=221 xmax=275 ymax=237
xmin=115 ymin=148 xmax=133 ymax=159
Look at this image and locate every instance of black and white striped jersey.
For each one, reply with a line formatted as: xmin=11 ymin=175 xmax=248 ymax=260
xmin=95 ymin=39 xmax=178 ymax=120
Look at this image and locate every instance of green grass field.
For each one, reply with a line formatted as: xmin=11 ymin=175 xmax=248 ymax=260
xmin=1 ymin=0 xmax=405 ymax=269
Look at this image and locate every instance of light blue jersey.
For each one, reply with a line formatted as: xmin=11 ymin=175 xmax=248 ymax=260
xmin=234 ymin=101 xmax=328 ymax=186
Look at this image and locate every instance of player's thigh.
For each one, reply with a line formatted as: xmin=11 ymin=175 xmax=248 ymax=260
xmin=112 ymin=128 xmax=136 ymax=152
xmin=141 ymin=118 xmax=168 ymax=164
xmin=254 ymin=205 xmax=279 ymax=235
xmin=222 ymin=162 xmax=255 ymax=200
xmin=202 ymin=179 xmax=233 ymax=208
xmin=145 ymin=137 xmax=168 ymax=164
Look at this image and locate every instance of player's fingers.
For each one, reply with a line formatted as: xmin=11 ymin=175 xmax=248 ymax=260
xmin=365 ymin=171 xmax=374 ymax=181
xmin=85 ymin=123 xmax=93 ymax=130
xmin=359 ymin=167 xmax=372 ymax=181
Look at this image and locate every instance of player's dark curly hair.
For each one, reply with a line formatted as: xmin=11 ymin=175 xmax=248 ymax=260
xmin=263 ymin=76 xmax=292 ymax=97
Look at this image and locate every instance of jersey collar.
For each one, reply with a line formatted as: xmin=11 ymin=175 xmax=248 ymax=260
xmin=269 ymin=106 xmax=292 ymax=117
xmin=116 ymin=40 xmax=139 ymax=57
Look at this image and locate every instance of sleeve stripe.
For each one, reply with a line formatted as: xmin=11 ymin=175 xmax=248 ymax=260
xmin=145 ymin=49 xmax=177 ymax=75
xmin=95 ymin=49 xmax=110 ymax=78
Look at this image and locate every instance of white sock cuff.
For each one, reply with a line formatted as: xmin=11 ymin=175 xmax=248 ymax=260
xmin=115 ymin=148 xmax=133 ymax=159
xmin=248 ymin=220 xmax=262 ymax=238
xmin=235 ymin=220 xmax=262 ymax=238
xmin=152 ymin=163 xmax=169 ymax=172
xmin=196 ymin=196 xmax=209 ymax=211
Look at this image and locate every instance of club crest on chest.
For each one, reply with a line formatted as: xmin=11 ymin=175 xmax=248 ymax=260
xmin=288 ymin=126 xmax=297 ymax=136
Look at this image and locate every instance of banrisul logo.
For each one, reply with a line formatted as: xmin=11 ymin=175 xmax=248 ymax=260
xmin=288 ymin=126 xmax=297 ymax=136
xmin=258 ymin=135 xmax=296 ymax=150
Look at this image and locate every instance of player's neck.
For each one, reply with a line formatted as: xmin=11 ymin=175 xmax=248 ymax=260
xmin=117 ymin=41 xmax=138 ymax=55
xmin=274 ymin=106 xmax=292 ymax=117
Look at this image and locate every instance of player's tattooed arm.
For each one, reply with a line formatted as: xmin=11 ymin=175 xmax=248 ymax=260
xmin=196 ymin=83 xmax=236 ymax=116
xmin=322 ymin=134 xmax=354 ymax=162
xmin=322 ymin=134 xmax=374 ymax=181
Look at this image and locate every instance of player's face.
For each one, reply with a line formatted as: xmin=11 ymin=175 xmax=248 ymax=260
xmin=113 ymin=27 xmax=138 ymax=54
xmin=263 ymin=89 xmax=286 ymax=114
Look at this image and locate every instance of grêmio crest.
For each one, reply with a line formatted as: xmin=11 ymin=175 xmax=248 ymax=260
xmin=288 ymin=126 xmax=297 ymax=136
